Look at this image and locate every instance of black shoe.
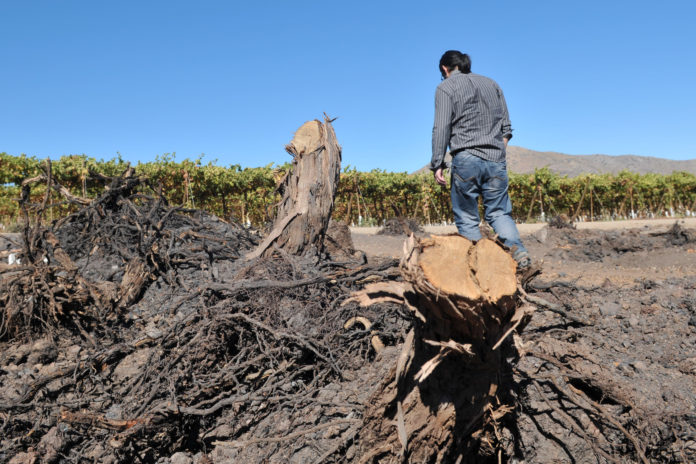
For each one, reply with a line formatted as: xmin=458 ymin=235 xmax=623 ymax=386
xmin=517 ymin=256 xmax=532 ymax=270
xmin=513 ymin=250 xmax=531 ymax=270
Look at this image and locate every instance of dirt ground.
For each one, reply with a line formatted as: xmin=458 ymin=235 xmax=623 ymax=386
xmin=2 ymin=213 xmax=696 ymax=463
xmin=351 ymin=217 xmax=696 ymax=462
xmin=352 ymin=218 xmax=696 ymax=287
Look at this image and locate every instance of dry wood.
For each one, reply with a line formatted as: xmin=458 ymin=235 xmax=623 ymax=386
xmin=352 ymin=234 xmax=521 ymax=344
xmin=247 ymin=115 xmax=342 ymax=259
xmin=0 ymin=165 xmax=407 ymax=462
xmin=22 ymin=172 xmax=91 ymax=206
xmin=350 ymin=233 xmax=531 ymax=462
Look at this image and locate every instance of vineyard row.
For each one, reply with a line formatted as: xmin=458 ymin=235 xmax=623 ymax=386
xmin=2 ymin=152 xmax=696 ymax=228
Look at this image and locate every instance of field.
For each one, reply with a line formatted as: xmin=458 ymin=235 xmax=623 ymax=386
xmin=352 ymin=218 xmax=696 ymax=462
xmin=353 ymin=218 xmax=696 ymax=286
xmin=2 ymin=211 xmax=695 ymax=463
xmin=1 ymin=135 xmax=696 ymax=463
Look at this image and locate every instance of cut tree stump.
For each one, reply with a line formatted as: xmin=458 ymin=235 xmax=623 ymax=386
xmin=247 ymin=115 xmax=341 ymax=259
xmin=348 ymin=234 xmax=534 ymax=463
xmin=406 ymin=234 xmax=518 ymax=343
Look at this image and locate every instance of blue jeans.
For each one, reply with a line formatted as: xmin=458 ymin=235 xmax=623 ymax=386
xmin=450 ymin=151 xmax=528 ymax=259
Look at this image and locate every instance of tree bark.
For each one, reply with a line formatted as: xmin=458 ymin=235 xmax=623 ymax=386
xmin=348 ymin=234 xmax=532 ymax=462
xmin=247 ymin=115 xmax=341 ymax=259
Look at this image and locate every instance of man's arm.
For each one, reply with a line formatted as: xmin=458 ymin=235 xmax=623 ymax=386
xmin=431 ymin=87 xmax=453 ymax=173
xmin=498 ymin=86 xmax=513 ymax=142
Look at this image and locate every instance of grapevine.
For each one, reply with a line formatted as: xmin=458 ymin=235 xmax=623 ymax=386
xmin=1 ymin=152 xmax=695 ymax=228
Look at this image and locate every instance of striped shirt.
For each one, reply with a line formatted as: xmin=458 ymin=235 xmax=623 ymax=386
xmin=431 ymin=70 xmax=513 ymax=170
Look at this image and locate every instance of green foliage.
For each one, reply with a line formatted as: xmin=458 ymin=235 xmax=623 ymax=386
xmin=1 ymin=152 xmax=695 ymax=227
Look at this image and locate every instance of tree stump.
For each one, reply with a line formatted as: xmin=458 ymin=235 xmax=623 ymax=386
xmin=247 ymin=115 xmax=341 ymax=259
xmin=348 ymin=234 xmax=533 ymax=463
xmin=404 ymin=234 xmax=519 ymax=344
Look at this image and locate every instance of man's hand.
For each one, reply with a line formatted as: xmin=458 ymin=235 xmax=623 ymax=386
xmin=434 ymin=168 xmax=447 ymax=186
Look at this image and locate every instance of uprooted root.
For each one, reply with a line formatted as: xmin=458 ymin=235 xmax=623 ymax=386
xmin=0 ymin=167 xmax=411 ymax=463
xmin=1 ymin=256 xmax=408 ymax=462
xmin=0 ymin=166 xmax=256 ymax=340
xmin=2 ymin=165 xmax=695 ymax=463
xmin=513 ymin=276 xmax=696 ymax=463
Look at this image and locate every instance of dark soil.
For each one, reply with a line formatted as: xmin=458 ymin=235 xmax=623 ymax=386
xmin=2 ymin=181 xmax=696 ymax=464
xmin=377 ymin=217 xmax=424 ymax=236
xmin=548 ymin=214 xmax=576 ymax=229
xmin=0 ymin=174 xmax=408 ymax=464
xmin=509 ymin=223 xmax=696 ymax=463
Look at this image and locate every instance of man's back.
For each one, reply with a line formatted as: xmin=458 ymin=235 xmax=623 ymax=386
xmin=432 ymin=70 xmax=512 ymax=166
xmin=430 ymin=49 xmax=530 ymax=268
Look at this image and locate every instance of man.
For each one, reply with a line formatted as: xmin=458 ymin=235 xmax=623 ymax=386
xmin=431 ymin=50 xmax=530 ymax=268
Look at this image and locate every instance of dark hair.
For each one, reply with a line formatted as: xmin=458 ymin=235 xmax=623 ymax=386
xmin=439 ymin=50 xmax=471 ymax=76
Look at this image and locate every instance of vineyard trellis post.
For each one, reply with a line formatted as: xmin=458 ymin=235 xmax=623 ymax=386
xmin=421 ymin=178 xmax=431 ymax=225
xmin=81 ymin=158 xmax=87 ymax=198
xmin=241 ymin=192 xmax=247 ymax=226
xmin=526 ymin=184 xmax=538 ymax=223
xmin=655 ymin=192 xmax=667 ymax=218
xmin=590 ymin=183 xmax=594 ymax=221
xmin=345 ymin=191 xmax=353 ymax=225
xmin=572 ymin=178 xmax=590 ymax=222
xmin=355 ymin=181 xmax=362 ymax=225
xmin=356 ymin=182 xmax=370 ymax=225
xmin=593 ymin=188 xmax=605 ymax=219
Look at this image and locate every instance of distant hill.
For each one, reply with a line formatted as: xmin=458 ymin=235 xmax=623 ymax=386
xmin=506 ymin=146 xmax=696 ymax=176
xmin=415 ymin=146 xmax=696 ymax=177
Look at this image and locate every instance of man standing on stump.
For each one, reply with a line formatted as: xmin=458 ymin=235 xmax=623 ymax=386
xmin=431 ymin=50 xmax=531 ymax=269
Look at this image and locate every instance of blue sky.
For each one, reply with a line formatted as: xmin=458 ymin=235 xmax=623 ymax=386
xmin=1 ymin=1 xmax=694 ymax=172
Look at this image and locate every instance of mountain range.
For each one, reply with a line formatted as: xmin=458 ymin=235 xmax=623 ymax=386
xmin=415 ymin=146 xmax=696 ymax=177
